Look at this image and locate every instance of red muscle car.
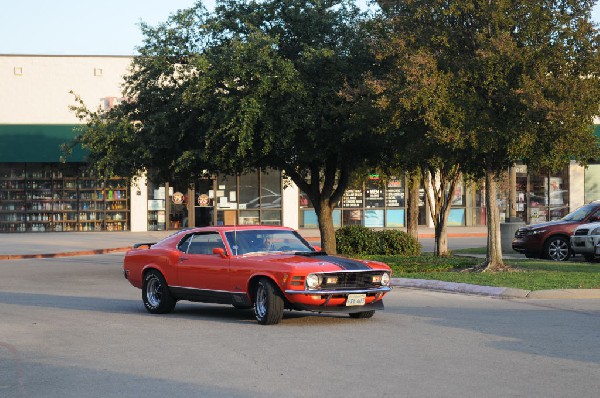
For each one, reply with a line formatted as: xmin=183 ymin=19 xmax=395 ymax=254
xmin=123 ymin=226 xmax=392 ymax=325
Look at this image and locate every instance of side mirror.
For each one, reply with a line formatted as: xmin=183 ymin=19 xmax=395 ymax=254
xmin=313 ymin=246 xmax=322 ymax=252
xmin=213 ymin=248 xmax=228 ymax=258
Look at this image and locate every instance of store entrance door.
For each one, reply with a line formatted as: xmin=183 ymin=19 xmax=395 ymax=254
xmin=193 ymin=179 xmax=215 ymax=227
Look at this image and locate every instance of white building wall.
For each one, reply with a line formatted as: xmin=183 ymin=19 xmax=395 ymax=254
xmin=282 ymin=178 xmax=299 ymax=230
xmin=130 ymin=174 xmax=149 ymax=232
xmin=570 ymin=160 xmax=586 ymax=209
xmin=0 ymin=55 xmax=131 ymax=123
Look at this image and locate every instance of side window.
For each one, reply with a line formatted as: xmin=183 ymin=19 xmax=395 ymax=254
xmin=187 ymin=232 xmax=226 ymax=255
xmin=591 ymin=209 xmax=600 ymax=222
xmin=177 ymin=234 xmax=193 ymax=253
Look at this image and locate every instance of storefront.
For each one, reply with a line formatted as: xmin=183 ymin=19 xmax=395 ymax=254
xmin=144 ymin=168 xmax=283 ymax=231
xmin=0 ymin=163 xmax=129 ymax=232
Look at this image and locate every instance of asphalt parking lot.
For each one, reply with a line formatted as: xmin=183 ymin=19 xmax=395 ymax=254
xmin=1 ymin=253 xmax=599 ymax=398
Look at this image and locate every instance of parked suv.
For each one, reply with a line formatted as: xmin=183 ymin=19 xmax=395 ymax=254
xmin=570 ymin=222 xmax=600 ymax=262
xmin=512 ymin=201 xmax=600 ymax=261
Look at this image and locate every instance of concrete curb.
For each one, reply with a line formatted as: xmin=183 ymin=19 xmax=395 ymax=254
xmin=391 ymin=278 xmax=600 ymax=299
xmin=0 ymin=247 xmax=132 ymax=261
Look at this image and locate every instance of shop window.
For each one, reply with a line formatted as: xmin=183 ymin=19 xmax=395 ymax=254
xmin=260 ymin=168 xmax=282 ymax=209
xmin=261 ymin=210 xmax=281 ymax=225
xmin=0 ymin=163 xmax=129 ymax=232
xmin=147 ymin=181 xmax=166 ymax=231
xmin=386 ymin=209 xmax=405 ymax=227
xmin=364 ymin=210 xmax=384 ymax=227
xmin=365 ymin=177 xmax=385 ymax=208
xmin=386 ymin=178 xmax=405 ymax=207
xmin=239 ymin=210 xmax=260 ymax=225
xmin=216 ymin=175 xmax=237 ymax=210
xmin=239 ymin=172 xmax=259 ymax=209
xmin=343 ymin=209 xmax=363 ymax=226
xmin=448 ymin=209 xmax=466 ymax=226
xmin=300 ymin=209 xmax=341 ymax=228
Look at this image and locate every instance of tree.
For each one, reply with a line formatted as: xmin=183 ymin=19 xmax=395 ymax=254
xmin=69 ymin=0 xmax=382 ymax=254
xmin=367 ymin=19 xmax=468 ymax=256
xmin=376 ymin=0 xmax=600 ymax=269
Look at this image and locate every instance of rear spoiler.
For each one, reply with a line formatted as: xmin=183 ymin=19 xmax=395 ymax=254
xmin=133 ymin=243 xmax=156 ymax=249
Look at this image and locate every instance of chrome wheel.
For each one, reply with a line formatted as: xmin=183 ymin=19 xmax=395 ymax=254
xmin=142 ymin=270 xmax=176 ymax=314
xmin=253 ymin=278 xmax=284 ymax=325
xmin=255 ymin=284 xmax=267 ymax=319
xmin=546 ymin=237 xmax=570 ymax=261
xmin=146 ymin=275 xmax=162 ymax=308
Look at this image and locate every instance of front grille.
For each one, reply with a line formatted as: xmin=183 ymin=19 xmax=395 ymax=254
xmin=320 ymin=271 xmax=383 ymax=290
xmin=574 ymin=229 xmax=589 ymax=236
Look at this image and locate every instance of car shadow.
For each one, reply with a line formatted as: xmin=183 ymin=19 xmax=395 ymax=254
xmin=0 ymin=291 xmax=362 ymax=325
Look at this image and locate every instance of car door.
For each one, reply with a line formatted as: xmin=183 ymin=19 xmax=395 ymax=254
xmin=177 ymin=232 xmax=229 ymax=292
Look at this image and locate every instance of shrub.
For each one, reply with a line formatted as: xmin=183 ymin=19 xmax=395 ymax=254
xmin=374 ymin=230 xmax=421 ymax=256
xmin=335 ymin=226 xmax=422 ymax=256
xmin=335 ymin=225 xmax=379 ymax=255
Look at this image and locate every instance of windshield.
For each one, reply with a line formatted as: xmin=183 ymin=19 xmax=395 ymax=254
xmin=224 ymin=229 xmax=314 ymax=256
xmin=562 ymin=204 xmax=597 ymax=221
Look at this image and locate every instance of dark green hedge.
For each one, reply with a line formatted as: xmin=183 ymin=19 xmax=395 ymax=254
xmin=335 ymin=225 xmax=422 ymax=256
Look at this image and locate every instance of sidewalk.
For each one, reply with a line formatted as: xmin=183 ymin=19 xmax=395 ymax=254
xmin=0 ymin=226 xmax=488 ymax=259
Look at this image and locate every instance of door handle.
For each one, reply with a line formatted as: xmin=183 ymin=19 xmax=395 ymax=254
xmin=179 ymin=257 xmax=189 ymax=262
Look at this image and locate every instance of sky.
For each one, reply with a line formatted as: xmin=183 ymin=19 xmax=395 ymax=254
xmin=0 ymin=0 xmax=599 ymax=56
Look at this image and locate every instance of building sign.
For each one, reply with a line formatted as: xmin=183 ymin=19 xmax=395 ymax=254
xmin=197 ymin=194 xmax=210 ymax=206
xmin=365 ymin=187 xmax=384 ymax=208
xmin=343 ymin=189 xmax=363 ymax=208
xmin=172 ymin=192 xmax=185 ymax=204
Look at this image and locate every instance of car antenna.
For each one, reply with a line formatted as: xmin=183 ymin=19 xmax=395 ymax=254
xmin=233 ymin=213 xmax=238 ymax=256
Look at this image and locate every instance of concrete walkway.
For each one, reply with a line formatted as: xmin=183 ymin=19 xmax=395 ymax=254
xmin=1 ymin=228 xmax=598 ymax=299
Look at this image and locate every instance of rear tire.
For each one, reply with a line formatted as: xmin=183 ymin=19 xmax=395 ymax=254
xmin=349 ymin=310 xmax=375 ymax=319
xmin=254 ymin=278 xmax=284 ymax=325
xmin=142 ymin=270 xmax=176 ymax=314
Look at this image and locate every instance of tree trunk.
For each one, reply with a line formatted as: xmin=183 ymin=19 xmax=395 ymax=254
xmin=423 ymin=167 xmax=458 ymax=257
xmin=434 ymin=215 xmax=448 ymax=256
xmin=406 ymin=169 xmax=420 ymax=240
xmin=315 ymin=201 xmax=337 ymax=254
xmin=485 ymin=167 xmax=504 ymax=270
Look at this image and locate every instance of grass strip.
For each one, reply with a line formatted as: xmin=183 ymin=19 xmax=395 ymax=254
xmin=362 ymin=253 xmax=600 ymax=291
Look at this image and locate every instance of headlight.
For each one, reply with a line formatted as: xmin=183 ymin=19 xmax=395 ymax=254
xmin=527 ymin=229 xmax=546 ymax=236
xmin=591 ymin=227 xmax=600 ymax=235
xmin=381 ymin=272 xmax=390 ymax=286
xmin=306 ymin=274 xmax=321 ymax=289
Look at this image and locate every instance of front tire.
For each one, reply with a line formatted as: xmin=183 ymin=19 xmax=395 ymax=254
xmin=254 ymin=278 xmax=284 ymax=325
xmin=142 ymin=270 xmax=176 ymax=314
xmin=544 ymin=237 xmax=571 ymax=261
xmin=349 ymin=310 xmax=375 ymax=319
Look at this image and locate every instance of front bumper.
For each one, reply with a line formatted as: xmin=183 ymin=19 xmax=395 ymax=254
xmin=284 ymin=286 xmax=391 ymax=313
xmin=571 ymin=235 xmax=600 ymax=255
xmin=292 ymin=299 xmax=385 ymax=313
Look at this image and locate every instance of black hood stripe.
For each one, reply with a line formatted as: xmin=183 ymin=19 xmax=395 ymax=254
xmin=318 ymin=255 xmax=372 ymax=271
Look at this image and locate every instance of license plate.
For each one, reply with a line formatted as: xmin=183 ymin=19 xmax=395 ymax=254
xmin=346 ymin=294 xmax=366 ymax=306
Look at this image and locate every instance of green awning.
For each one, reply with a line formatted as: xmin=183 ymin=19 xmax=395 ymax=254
xmin=0 ymin=124 xmax=87 ymax=162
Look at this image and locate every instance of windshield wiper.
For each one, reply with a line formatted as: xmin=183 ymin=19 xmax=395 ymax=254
xmin=294 ymin=251 xmax=328 ymax=256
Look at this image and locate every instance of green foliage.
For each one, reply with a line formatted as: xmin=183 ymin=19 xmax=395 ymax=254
xmin=375 ymin=229 xmax=422 ymax=256
xmin=68 ymin=0 xmax=383 ymax=254
xmin=335 ymin=225 xmax=422 ymax=256
xmin=336 ymin=225 xmax=379 ymax=255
